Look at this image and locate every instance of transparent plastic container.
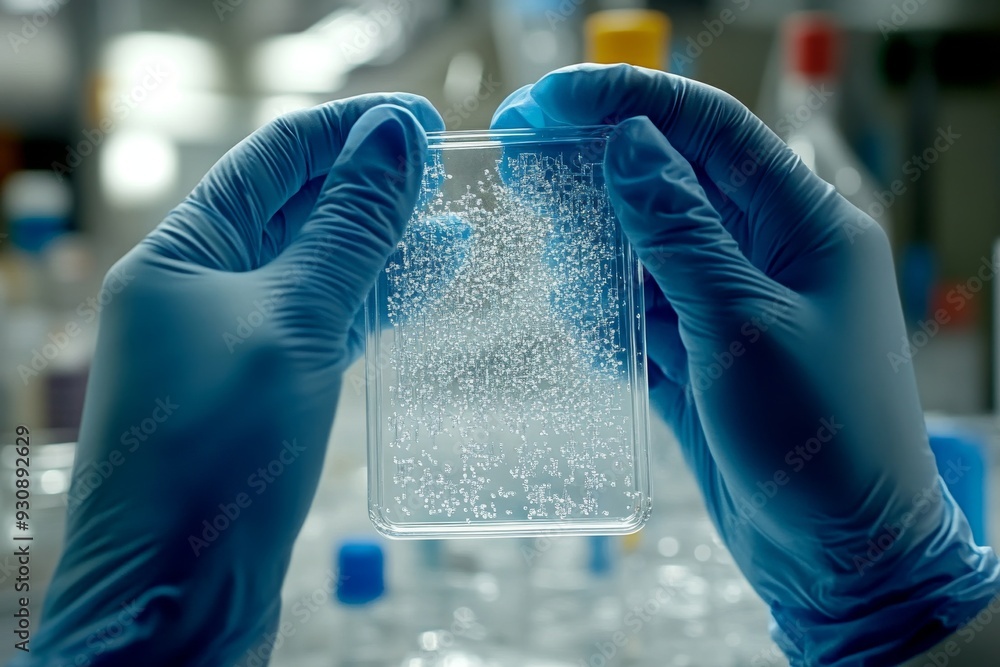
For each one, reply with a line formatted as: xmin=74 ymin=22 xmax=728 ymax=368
xmin=365 ymin=126 xmax=650 ymax=538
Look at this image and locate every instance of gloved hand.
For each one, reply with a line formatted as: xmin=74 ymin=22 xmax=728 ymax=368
xmin=21 ymin=95 xmax=443 ymax=666
xmin=494 ymin=64 xmax=1000 ymax=666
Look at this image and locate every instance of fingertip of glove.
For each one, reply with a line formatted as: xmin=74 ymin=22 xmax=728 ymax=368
xmin=533 ymin=63 xmax=626 ymax=97
xmin=390 ymin=93 xmax=446 ymax=133
xmin=531 ymin=63 xmax=640 ymax=122
xmin=354 ymin=104 xmax=425 ymax=152
xmin=606 ymin=116 xmax=672 ymax=181
xmin=491 ymin=84 xmax=540 ymax=129
xmin=603 ymin=117 xmax=702 ymax=246
xmin=340 ymin=104 xmax=427 ymax=191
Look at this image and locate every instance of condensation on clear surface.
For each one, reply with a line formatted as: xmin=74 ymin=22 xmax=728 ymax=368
xmin=381 ymin=149 xmax=638 ymax=524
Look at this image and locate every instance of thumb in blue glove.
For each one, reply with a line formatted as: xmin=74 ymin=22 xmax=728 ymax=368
xmin=21 ymin=96 xmax=444 ymax=666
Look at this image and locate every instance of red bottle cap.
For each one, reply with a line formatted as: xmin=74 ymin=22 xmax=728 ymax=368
xmin=784 ymin=12 xmax=840 ymax=78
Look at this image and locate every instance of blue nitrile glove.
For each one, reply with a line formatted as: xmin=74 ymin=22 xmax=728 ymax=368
xmin=493 ymin=64 xmax=1000 ymax=666
xmin=19 ymin=95 xmax=443 ymax=666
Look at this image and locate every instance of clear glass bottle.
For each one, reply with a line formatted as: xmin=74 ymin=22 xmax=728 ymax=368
xmin=777 ymin=13 xmax=890 ymax=235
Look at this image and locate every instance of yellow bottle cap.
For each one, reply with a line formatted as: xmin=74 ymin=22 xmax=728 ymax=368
xmin=584 ymin=9 xmax=671 ymax=70
xmin=622 ymin=529 xmax=642 ymax=553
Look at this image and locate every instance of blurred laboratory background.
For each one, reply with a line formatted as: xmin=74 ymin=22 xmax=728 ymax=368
xmin=2 ymin=0 xmax=1000 ymax=664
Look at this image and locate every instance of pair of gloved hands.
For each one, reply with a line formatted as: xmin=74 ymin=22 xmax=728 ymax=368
xmin=22 ymin=65 xmax=998 ymax=667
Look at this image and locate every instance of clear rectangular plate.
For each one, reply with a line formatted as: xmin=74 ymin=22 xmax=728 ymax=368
xmin=365 ymin=126 xmax=650 ymax=538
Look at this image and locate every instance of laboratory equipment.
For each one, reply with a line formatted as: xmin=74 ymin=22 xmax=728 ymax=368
xmin=584 ymin=9 xmax=671 ymax=71
xmin=490 ymin=0 xmax=581 ymax=89
xmin=366 ymin=125 xmax=650 ymax=539
xmin=0 ymin=170 xmax=85 ymax=433
xmin=334 ymin=540 xmax=398 ymax=666
xmin=776 ymin=13 xmax=891 ymax=236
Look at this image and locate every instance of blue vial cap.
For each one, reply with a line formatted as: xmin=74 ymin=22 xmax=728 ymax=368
xmin=928 ymin=428 xmax=988 ymax=546
xmin=588 ymin=535 xmax=614 ymax=575
xmin=335 ymin=540 xmax=385 ymax=605
xmin=10 ymin=215 xmax=69 ymax=254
